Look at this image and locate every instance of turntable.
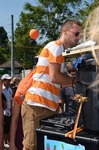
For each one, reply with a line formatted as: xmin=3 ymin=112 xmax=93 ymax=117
xmin=40 ymin=112 xmax=76 ymax=131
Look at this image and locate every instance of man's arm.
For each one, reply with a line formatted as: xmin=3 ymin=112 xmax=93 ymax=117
xmin=49 ymin=62 xmax=74 ymax=86
xmin=9 ymin=100 xmax=21 ymax=150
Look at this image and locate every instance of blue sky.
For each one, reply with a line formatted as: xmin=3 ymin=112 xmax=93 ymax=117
xmin=0 ymin=0 xmax=93 ymax=40
xmin=0 ymin=0 xmax=37 ymax=38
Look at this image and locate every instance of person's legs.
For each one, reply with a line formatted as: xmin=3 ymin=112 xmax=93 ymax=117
xmin=21 ymin=101 xmax=56 ymax=150
xmin=15 ymin=111 xmax=23 ymax=150
xmin=0 ymin=110 xmax=4 ymax=150
xmin=4 ymin=115 xmax=11 ymax=148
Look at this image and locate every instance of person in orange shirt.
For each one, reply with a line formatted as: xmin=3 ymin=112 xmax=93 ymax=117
xmin=0 ymin=80 xmax=4 ymax=150
xmin=21 ymin=20 xmax=82 ymax=150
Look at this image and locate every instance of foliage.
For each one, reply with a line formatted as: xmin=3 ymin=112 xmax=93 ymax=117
xmin=77 ymin=0 xmax=99 ymax=28
xmin=0 ymin=27 xmax=8 ymax=46
xmin=14 ymin=13 xmax=40 ymax=69
xmin=0 ymin=27 xmax=10 ymax=64
xmin=14 ymin=0 xmax=96 ymax=68
xmin=22 ymin=0 xmax=83 ymax=41
xmin=0 ymin=0 xmax=98 ymax=72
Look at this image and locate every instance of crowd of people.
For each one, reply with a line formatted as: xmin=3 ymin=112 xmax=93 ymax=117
xmin=0 ymin=19 xmax=82 ymax=150
xmin=0 ymin=74 xmax=22 ymax=150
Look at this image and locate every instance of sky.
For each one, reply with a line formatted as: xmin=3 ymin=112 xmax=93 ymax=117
xmin=0 ymin=0 xmax=38 ymax=38
xmin=0 ymin=0 xmax=93 ymax=40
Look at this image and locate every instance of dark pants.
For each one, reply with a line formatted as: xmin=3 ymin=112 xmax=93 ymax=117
xmin=4 ymin=115 xmax=11 ymax=134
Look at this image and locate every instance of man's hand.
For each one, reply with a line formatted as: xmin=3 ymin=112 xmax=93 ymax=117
xmin=66 ymin=61 xmax=77 ymax=78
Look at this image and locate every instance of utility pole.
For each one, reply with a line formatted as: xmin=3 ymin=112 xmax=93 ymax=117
xmin=11 ymin=14 xmax=15 ymax=77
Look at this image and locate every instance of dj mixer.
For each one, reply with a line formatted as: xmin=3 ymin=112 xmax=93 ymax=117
xmin=40 ymin=112 xmax=76 ymax=131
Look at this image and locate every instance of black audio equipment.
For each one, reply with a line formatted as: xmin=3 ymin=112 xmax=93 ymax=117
xmin=36 ymin=126 xmax=99 ymax=150
xmin=76 ymin=59 xmax=99 ymax=134
xmin=40 ymin=112 xmax=76 ymax=131
xmin=36 ymin=58 xmax=99 ymax=150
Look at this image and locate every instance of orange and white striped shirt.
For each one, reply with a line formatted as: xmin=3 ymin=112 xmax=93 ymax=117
xmin=25 ymin=40 xmax=65 ymax=111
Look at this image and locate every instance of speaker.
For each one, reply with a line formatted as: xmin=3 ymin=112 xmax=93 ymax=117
xmin=76 ymin=60 xmax=99 ymax=134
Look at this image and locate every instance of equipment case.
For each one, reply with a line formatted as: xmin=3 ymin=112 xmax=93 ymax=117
xmin=36 ymin=126 xmax=99 ymax=150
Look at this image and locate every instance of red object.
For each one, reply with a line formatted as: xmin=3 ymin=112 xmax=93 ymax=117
xmin=29 ymin=29 xmax=39 ymax=39
xmin=14 ymin=69 xmax=36 ymax=105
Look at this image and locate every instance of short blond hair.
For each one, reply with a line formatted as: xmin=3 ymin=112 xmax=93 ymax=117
xmin=61 ymin=20 xmax=81 ymax=34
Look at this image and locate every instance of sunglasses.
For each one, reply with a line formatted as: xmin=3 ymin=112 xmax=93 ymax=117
xmin=67 ymin=30 xmax=80 ymax=36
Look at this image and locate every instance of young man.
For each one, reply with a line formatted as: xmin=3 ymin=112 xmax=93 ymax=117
xmin=21 ymin=20 xmax=82 ymax=150
xmin=1 ymin=74 xmax=12 ymax=148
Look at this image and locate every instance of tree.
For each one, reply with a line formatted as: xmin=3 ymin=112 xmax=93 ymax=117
xmin=14 ymin=0 xmax=95 ymax=68
xmin=14 ymin=21 xmax=40 ymax=69
xmin=19 ymin=0 xmax=84 ymax=41
xmin=0 ymin=27 xmax=8 ymax=46
xmin=0 ymin=27 xmax=10 ymax=64
xmin=77 ymin=0 xmax=99 ymax=28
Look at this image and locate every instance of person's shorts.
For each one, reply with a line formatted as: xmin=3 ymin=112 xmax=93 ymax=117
xmin=21 ymin=101 xmax=57 ymax=150
xmin=4 ymin=115 xmax=11 ymax=134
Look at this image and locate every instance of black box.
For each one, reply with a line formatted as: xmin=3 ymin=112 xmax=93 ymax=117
xmin=76 ymin=63 xmax=99 ymax=133
xmin=36 ymin=126 xmax=99 ymax=150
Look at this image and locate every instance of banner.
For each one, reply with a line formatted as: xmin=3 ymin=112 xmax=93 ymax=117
xmin=44 ymin=136 xmax=85 ymax=150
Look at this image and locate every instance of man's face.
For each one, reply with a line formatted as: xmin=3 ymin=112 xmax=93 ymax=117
xmin=65 ymin=23 xmax=82 ymax=47
xmin=3 ymin=79 xmax=11 ymax=87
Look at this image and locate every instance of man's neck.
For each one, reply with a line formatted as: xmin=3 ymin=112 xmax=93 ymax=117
xmin=59 ymin=37 xmax=70 ymax=50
